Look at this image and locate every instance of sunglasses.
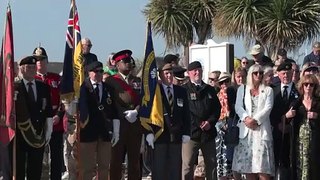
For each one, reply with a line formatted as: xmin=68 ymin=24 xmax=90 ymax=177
xmin=252 ymin=71 xmax=264 ymax=76
xmin=208 ymin=78 xmax=218 ymax=82
xmin=303 ymin=83 xmax=315 ymax=87
xmin=242 ymin=61 xmax=248 ymax=64
xmin=219 ymin=80 xmax=230 ymax=85
xmin=92 ymin=69 xmax=104 ymax=73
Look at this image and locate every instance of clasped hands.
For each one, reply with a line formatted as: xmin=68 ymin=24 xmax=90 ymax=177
xmin=244 ymin=116 xmax=258 ymax=130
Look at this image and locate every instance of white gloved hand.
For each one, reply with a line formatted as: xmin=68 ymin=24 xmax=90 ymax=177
xmin=146 ymin=133 xmax=155 ymax=149
xmin=182 ymin=135 xmax=191 ymax=143
xmin=123 ymin=109 xmax=138 ymax=123
xmin=45 ymin=118 xmax=53 ymax=145
xmin=111 ymin=119 xmax=120 ymax=147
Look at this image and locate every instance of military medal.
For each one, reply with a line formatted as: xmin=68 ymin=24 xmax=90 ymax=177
xmin=106 ymin=92 xmax=112 ymax=105
xmin=177 ymin=98 xmax=183 ymax=107
xmin=190 ymin=93 xmax=197 ymax=100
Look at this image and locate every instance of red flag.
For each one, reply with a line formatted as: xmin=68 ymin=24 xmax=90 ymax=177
xmin=0 ymin=5 xmax=15 ymax=145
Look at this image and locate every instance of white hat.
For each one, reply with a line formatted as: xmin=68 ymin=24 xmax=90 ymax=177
xmin=249 ymin=44 xmax=264 ymax=55
xmin=218 ymin=72 xmax=231 ymax=82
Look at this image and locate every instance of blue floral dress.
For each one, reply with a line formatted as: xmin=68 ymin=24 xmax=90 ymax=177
xmin=232 ymin=95 xmax=275 ymax=175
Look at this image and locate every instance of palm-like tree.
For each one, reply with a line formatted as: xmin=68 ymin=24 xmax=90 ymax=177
xmin=259 ymin=0 xmax=320 ymax=54
xmin=214 ymin=0 xmax=320 ymax=57
xmin=144 ymin=0 xmax=217 ymax=65
xmin=143 ymin=0 xmax=193 ymax=50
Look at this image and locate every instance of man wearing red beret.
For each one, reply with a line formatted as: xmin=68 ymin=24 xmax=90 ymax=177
xmin=106 ymin=49 xmax=142 ymax=180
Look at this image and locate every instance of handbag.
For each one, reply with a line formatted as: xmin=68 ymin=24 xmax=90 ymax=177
xmin=275 ymin=118 xmax=291 ymax=180
xmin=224 ymin=85 xmax=246 ymax=147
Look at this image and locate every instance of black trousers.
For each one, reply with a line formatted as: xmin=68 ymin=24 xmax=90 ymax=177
xmin=49 ymin=131 xmax=64 ymax=180
xmin=16 ymin=134 xmax=45 ymax=180
xmin=0 ymin=142 xmax=12 ymax=180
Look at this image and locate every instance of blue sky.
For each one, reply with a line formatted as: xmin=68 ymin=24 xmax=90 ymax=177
xmin=0 ymin=0 xmax=316 ymax=65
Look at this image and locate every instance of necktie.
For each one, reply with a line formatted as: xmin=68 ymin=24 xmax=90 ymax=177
xmin=94 ymin=83 xmax=100 ymax=102
xmin=167 ymin=86 xmax=173 ymax=113
xmin=283 ymin=85 xmax=288 ymax=102
xmin=196 ymin=84 xmax=201 ymax=91
xmin=27 ymin=82 xmax=35 ymax=102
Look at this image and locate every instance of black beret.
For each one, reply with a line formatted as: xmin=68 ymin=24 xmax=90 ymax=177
xmin=163 ymin=54 xmax=178 ymax=64
xmin=158 ymin=63 xmax=172 ymax=71
xmin=277 ymin=62 xmax=292 ymax=71
xmin=113 ymin=49 xmax=132 ymax=62
xmin=19 ymin=56 xmax=37 ymax=66
xmin=173 ymin=66 xmax=186 ymax=80
xmin=187 ymin=61 xmax=202 ymax=71
xmin=33 ymin=47 xmax=48 ymax=60
xmin=86 ymin=61 xmax=103 ymax=72
xmin=277 ymin=48 xmax=287 ymax=56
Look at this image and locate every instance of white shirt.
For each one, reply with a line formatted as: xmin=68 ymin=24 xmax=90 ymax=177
xmin=90 ymin=79 xmax=102 ymax=102
xmin=281 ymin=82 xmax=293 ymax=99
xmin=23 ymin=79 xmax=37 ymax=101
xmin=119 ymin=72 xmax=129 ymax=83
xmin=162 ymin=83 xmax=174 ymax=101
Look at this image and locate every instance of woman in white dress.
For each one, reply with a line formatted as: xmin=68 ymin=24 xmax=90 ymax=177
xmin=232 ymin=64 xmax=275 ymax=180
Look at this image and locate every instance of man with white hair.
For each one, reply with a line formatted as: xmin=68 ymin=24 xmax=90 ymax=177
xmin=81 ymin=38 xmax=98 ymax=75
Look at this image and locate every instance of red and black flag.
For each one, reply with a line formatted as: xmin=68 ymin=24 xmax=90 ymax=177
xmin=0 ymin=5 xmax=15 ymax=146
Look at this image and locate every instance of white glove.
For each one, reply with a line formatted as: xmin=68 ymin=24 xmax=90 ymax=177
xmin=45 ymin=118 xmax=53 ymax=145
xmin=146 ymin=133 xmax=154 ymax=149
xmin=182 ymin=135 xmax=191 ymax=143
xmin=123 ymin=109 xmax=138 ymax=123
xmin=111 ymin=119 xmax=120 ymax=147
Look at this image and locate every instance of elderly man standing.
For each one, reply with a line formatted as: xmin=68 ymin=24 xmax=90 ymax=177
xmin=15 ymin=56 xmax=53 ymax=180
xmin=106 ymin=50 xmax=142 ymax=180
xmin=145 ymin=62 xmax=191 ymax=180
xmin=182 ymin=61 xmax=221 ymax=180
xmin=270 ymin=62 xmax=299 ymax=177
xmin=81 ymin=38 xmax=98 ymax=75
xmin=33 ymin=46 xmax=65 ymax=180
xmin=79 ymin=61 xmax=120 ymax=180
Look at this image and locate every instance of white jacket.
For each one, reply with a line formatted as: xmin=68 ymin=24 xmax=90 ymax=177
xmin=235 ymin=84 xmax=274 ymax=141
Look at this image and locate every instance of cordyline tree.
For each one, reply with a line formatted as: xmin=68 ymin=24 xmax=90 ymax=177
xmin=143 ymin=0 xmax=216 ymax=66
xmin=213 ymin=0 xmax=320 ymax=59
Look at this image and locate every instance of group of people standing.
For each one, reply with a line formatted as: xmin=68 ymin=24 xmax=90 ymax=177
xmin=1 ymin=37 xmax=320 ymax=180
xmin=211 ymin=43 xmax=320 ymax=180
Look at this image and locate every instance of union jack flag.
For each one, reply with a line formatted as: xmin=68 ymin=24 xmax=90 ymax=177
xmin=60 ymin=0 xmax=84 ymax=102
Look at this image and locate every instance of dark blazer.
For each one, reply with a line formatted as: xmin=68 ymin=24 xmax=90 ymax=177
xmin=270 ymin=83 xmax=299 ymax=127
xmin=15 ymin=79 xmax=53 ymax=142
xmin=155 ymin=84 xmax=191 ymax=144
xmin=183 ymin=81 xmax=221 ymax=143
xmin=79 ymin=78 xmax=118 ymax=142
xmin=270 ymin=83 xmax=299 ymax=167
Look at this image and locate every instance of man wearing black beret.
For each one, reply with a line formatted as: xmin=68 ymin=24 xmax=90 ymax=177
xmin=163 ymin=54 xmax=179 ymax=66
xmin=15 ymin=56 xmax=53 ymax=180
xmin=172 ymin=66 xmax=187 ymax=86
xmin=78 ymin=60 xmax=120 ymax=180
xmin=270 ymin=62 xmax=299 ymax=174
xmin=182 ymin=61 xmax=221 ymax=180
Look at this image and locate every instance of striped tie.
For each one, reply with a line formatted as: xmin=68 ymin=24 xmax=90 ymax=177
xmin=167 ymin=86 xmax=173 ymax=113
